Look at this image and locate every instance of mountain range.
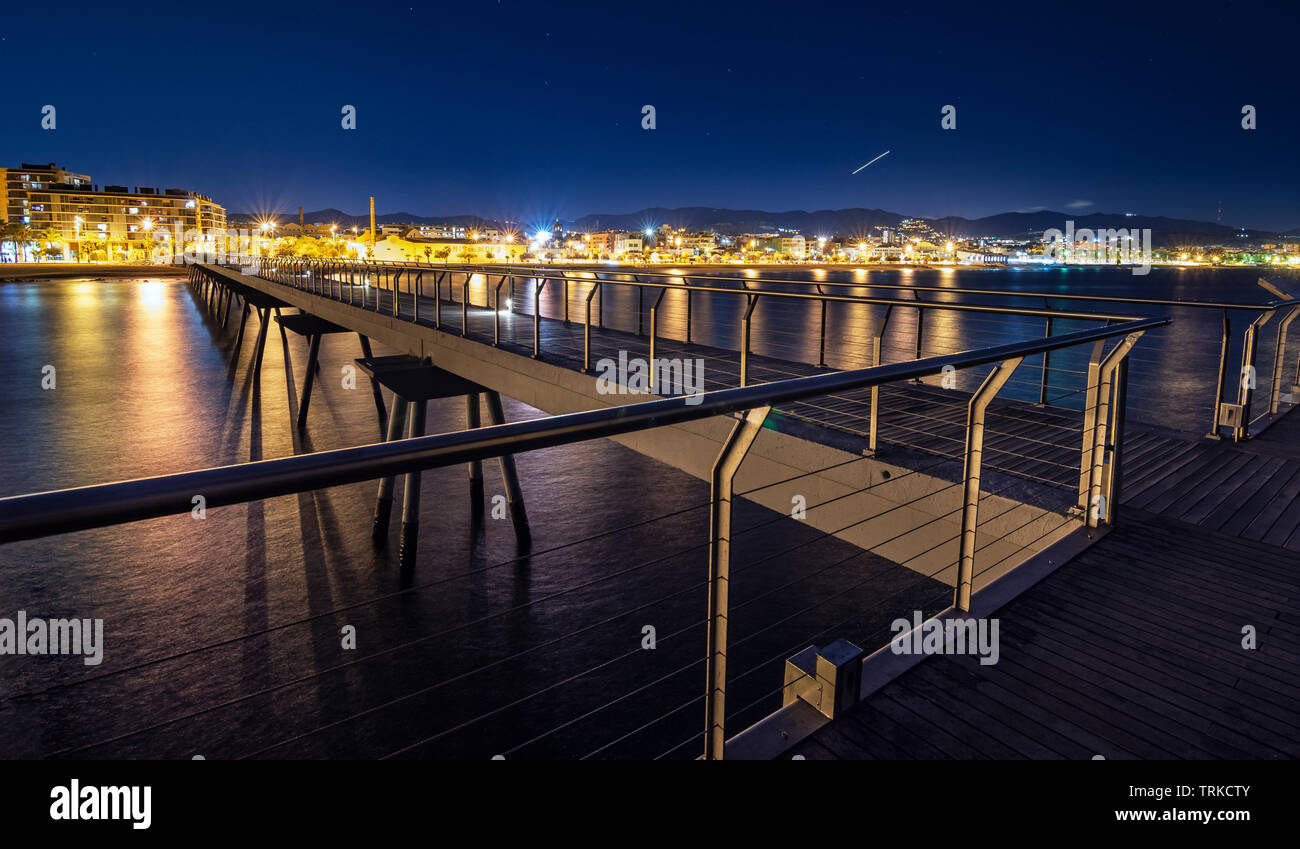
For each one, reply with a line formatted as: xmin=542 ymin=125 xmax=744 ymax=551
xmin=230 ymin=206 xmax=1288 ymax=245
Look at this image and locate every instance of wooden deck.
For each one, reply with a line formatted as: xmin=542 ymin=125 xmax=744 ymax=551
xmin=790 ymin=411 xmax=1300 ymax=759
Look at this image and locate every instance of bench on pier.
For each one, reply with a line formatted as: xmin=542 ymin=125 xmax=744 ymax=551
xmin=358 ymin=355 xmax=530 ymax=570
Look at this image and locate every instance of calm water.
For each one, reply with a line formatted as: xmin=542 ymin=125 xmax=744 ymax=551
xmin=0 ymin=266 xmax=1295 ymax=759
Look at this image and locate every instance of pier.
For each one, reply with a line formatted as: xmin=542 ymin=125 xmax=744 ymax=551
xmin=1 ymin=259 xmax=1296 ymax=760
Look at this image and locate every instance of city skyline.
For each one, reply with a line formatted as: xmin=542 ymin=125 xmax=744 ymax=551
xmin=3 ymin=1 xmax=1298 ymax=230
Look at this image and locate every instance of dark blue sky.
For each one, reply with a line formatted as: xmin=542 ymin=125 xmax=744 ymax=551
xmin=3 ymin=0 xmax=1297 ymax=230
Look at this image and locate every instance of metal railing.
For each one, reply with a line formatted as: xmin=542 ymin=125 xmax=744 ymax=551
xmin=235 ymin=257 xmax=1297 ymax=442
xmin=239 ymin=257 xmax=1150 ymax=462
xmin=476 ymin=263 xmax=1300 ymax=441
xmin=0 ymin=315 xmax=1167 ymax=758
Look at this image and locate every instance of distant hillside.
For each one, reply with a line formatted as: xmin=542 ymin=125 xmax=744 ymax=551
xmin=930 ymin=212 xmax=1263 ymax=246
xmin=229 ymin=207 xmax=493 ymax=229
xmin=569 ymin=207 xmax=908 ymax=235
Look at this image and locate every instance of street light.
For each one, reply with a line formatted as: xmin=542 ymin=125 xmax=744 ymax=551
xmin=141 ymin=217 xmax=154 ymax=264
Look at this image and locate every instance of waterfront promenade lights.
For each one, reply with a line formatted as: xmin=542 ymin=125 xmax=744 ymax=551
xmin=259 ymin=220 xmax=274 ymax=257
xmin=141 ymin=217 xmax=154 ymax=264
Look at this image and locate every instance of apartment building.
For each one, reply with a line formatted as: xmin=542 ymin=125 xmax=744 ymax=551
xmin=3 ymin=162 xmax=225 ymax=259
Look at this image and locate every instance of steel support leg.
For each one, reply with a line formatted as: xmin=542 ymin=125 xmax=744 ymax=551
xmin=483 ymin=390 xmax=529 ymax=543
xmin=704 ymin=406 xmax=771 ymax=761
xmin=252 ymin=307 xmax=271 ymax=375
xmin=371 ymin=397 xmax=411 ymax=545
xmin=296 ymin=333 xmax=322 ymax=430
xmin=357 ymin=334 xmax=388 ymax=438
xmin=399 ymin=400 xmax=427 ymax=570
xmin=232 ymin=300 xmax=251 ymax=362
xmin=466 ymin=392 xmax=484 ymax=509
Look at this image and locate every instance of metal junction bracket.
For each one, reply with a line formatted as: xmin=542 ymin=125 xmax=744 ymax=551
xmin=782 ymin=639 xmax=865 ymax=720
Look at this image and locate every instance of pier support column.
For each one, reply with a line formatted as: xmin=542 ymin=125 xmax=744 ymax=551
xmin=357 ymin=334 xmax=388 ymax=438
xmin=399 ymin=400 xmax=428 ymax=570
xmin=296 ymin=333 xmax=322 ymax=430
xmin=483 ymin=391 xmax=530 ymax=543
xmin=371 ymin=397 xmax=410 ymax=545
xmin=466 ymin=392 xmax=484 ymax=513
xmin=252 ymin=307 xmax=273 ymax=374
xmin=232 ymin=301 xmax=251 ymax=362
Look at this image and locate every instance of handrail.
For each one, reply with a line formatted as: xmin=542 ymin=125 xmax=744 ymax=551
xmin=263 ymin=256 xmax=1145 ymax=324
xmin=0 ymin=317 xmax=1167 ymax=544
xmin=258 ymin=257 xmax=1298 ymax=438
xmin=397 ymin=260 xmax=1300 ymax=313
xmin=254 ymin=254 xmax=1298 ymax=312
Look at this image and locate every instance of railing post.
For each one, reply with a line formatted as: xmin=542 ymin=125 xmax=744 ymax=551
xmin=637 ymin=281 xmax=645 ymax=336
xmin=1103 ymin=357 xmax=1130 ymax=525
xmin=649 ymin=288 xmax=666 ymax=393
xmin=868 ymin=306 xmax=893 ymax=452
xmin=583 ymin=281 xmax=600 ymax=372
xmin=494 ymin=277 xmax=506 ymax=346
xmin=740 ymin=294 xmax=758 ymax=387
xmin=1079 ymin=334 xmax=1141 ymax=524
xmin=1207 ymin=310 xmax=1230 ymax=439
xmin=955 ymin=358 xmax=1023 ymax=611
xmin=434 ymin=272 xmax=441 ymax=327
xmin=685 ymin=285 xmax=693 ymax=345
xmin=462 ymin=273 xmax=469 ymax=337
xmin=1268 ymin=306 xmax=1298 ymax=415
xmin=913 ymin=294 xmax=925 ymax=363
xmin=816 ymin=285 xmax=828 ymax=369
xmin=704 ymin=405 xmax=771 ymax=761
xmin=1039 ymin=303 xmax=1054 ymax=406
xmin=1078 ymin=340 xmax=1106 ymax=507
xmin=533 ymin=279 xmax=547 ymax=359
xmin=1237 ymin=312 xmax=1273 ymax=440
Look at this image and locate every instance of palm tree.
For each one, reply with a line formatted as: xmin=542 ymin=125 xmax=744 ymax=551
xmin=14 ymin=223 xmax=35 ymax=262
xmin=0 ymin=221 xmax=17 ymax=262
xmin=39 ymin=226 xmax=64 ymax=261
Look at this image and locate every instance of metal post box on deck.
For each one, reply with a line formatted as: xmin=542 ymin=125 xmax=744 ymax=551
xmin=782 ymin=639 xmax=864 ymax=720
